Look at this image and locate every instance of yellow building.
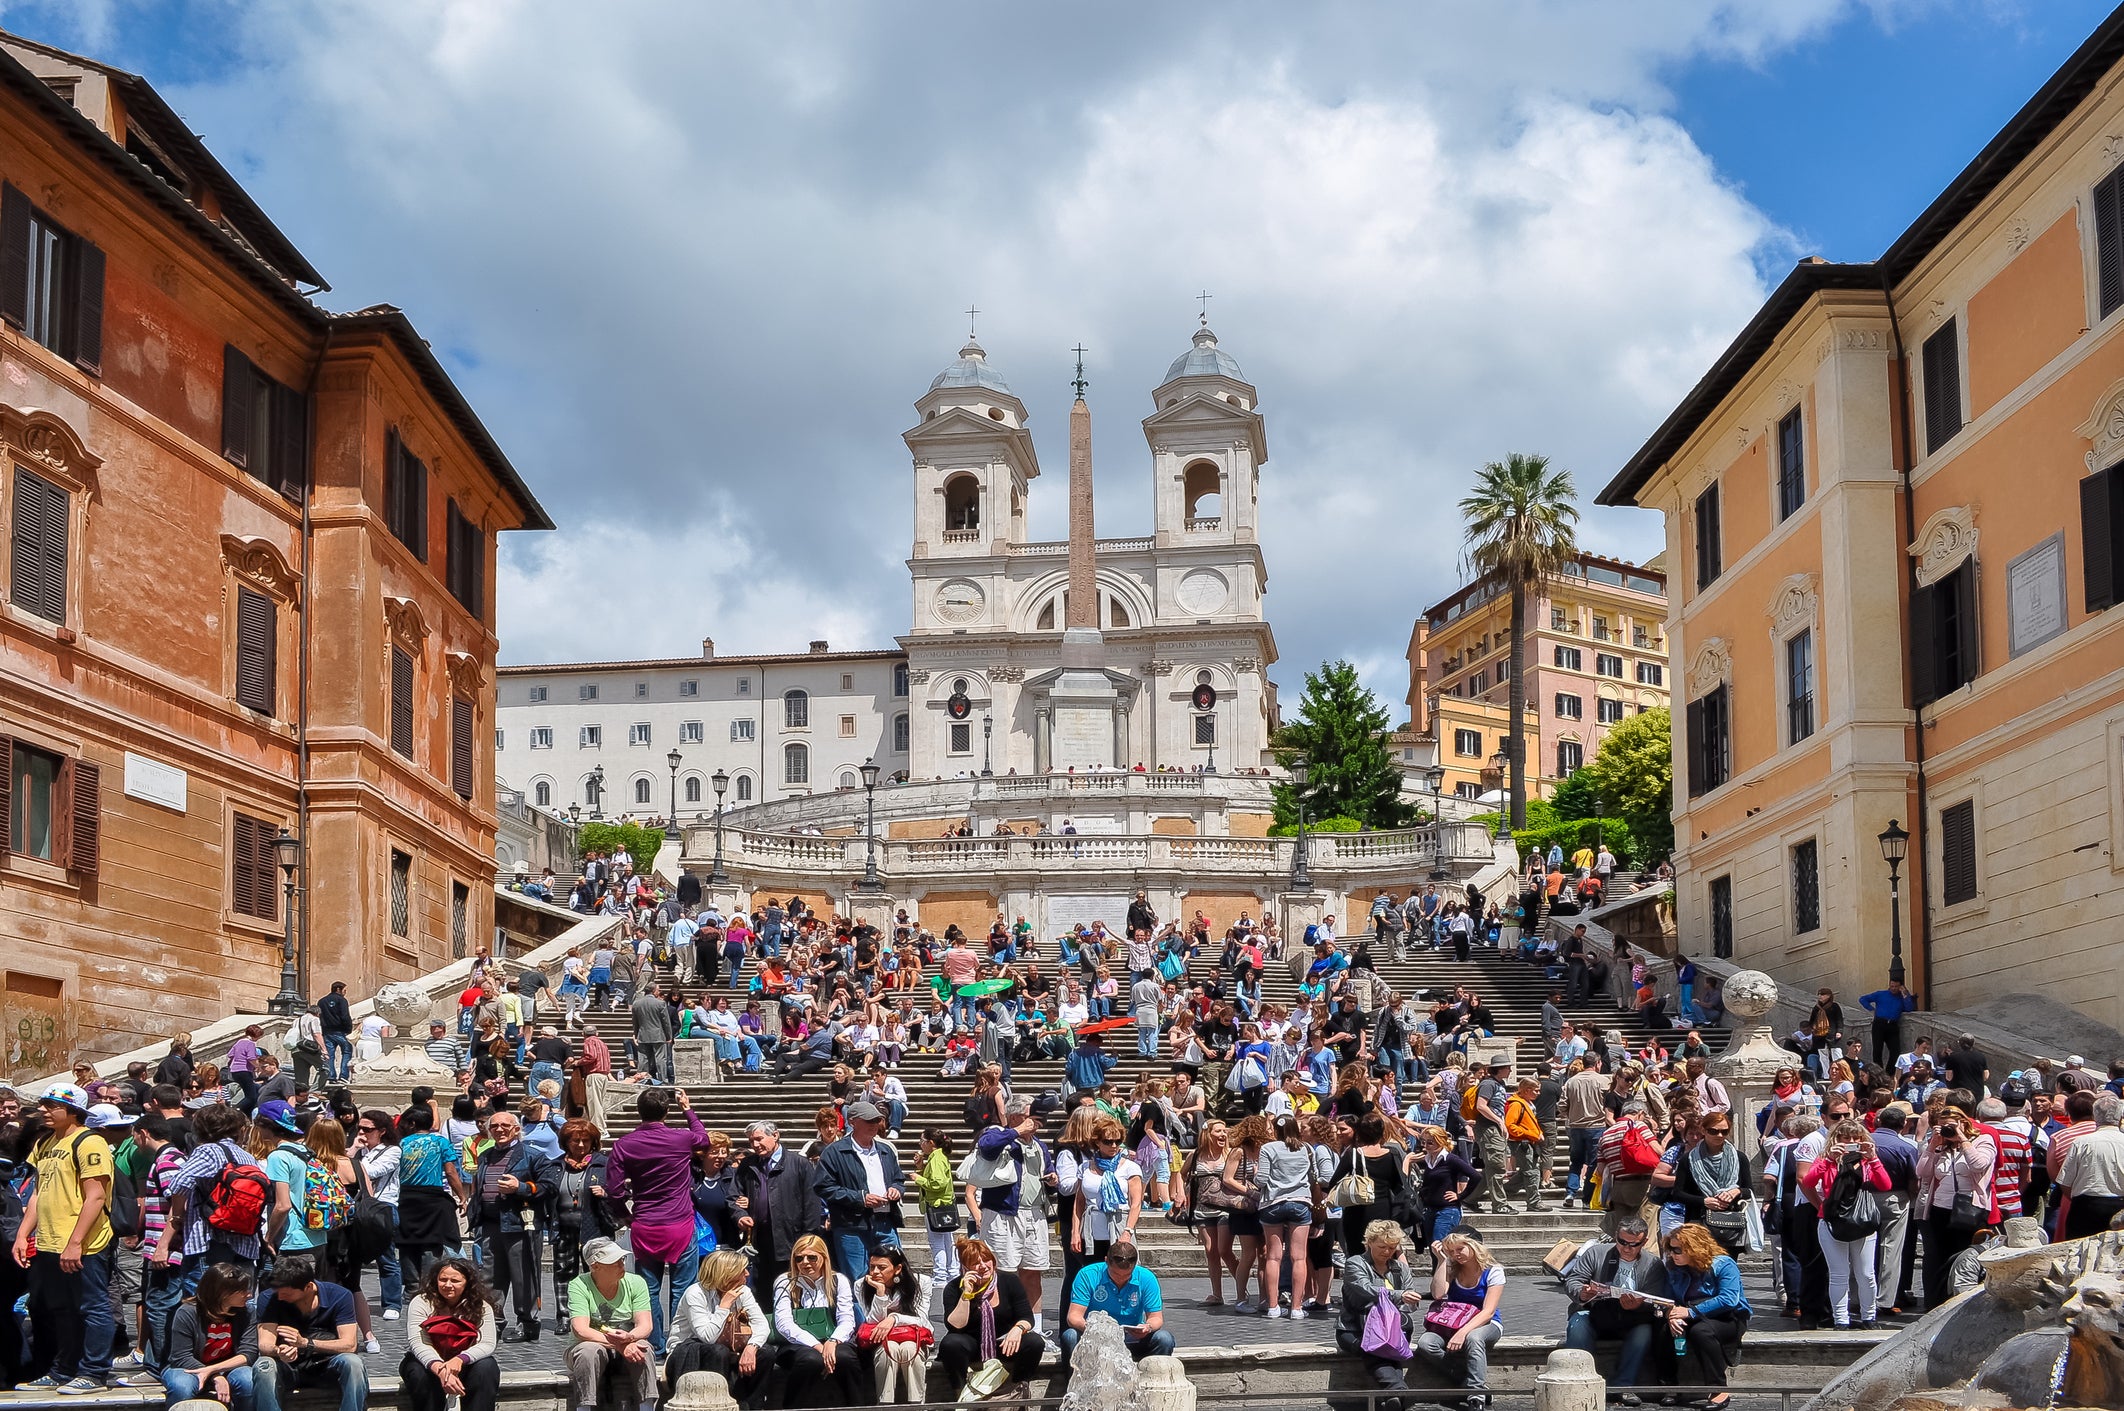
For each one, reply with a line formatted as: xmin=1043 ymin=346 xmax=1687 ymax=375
xmin=1600 ymin=9 xmax=2124 ymax=1029
xmin=1408 ymin=553 xmax=1670 ymax=801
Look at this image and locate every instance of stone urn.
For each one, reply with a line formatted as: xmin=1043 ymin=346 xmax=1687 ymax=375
xmin=349 ymin=982 xmax=454 ymax=1102
xmin=1712 ymin=969 xmax=1786 ymax=1159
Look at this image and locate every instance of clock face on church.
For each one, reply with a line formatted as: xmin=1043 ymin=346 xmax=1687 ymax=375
xmin=934 ymin=580 xmax=985 ymax=625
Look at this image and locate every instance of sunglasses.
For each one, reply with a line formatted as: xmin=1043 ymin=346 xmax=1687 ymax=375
xmin=1616 ymin=1235 xmax=1647 ymax=1246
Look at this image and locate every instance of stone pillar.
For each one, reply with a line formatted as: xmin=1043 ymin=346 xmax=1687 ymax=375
xmin=349 ymin=982 xmax=456 ymax=1110
xmin=666 ymin=1370 xmax=739 ymax=1411
xmin=1711 ymin=969 xmax=1786 ymax=1161
xmin=844 ymin=890 xmax=898 ymax=933
xmin=672 ymin=1038 xmax=722 ymax=1086
xmin=1137 ymin=1355 xmax=1195 ymax=1411
xmin=1533 ymin=1347 xmax=1605 ymax=1411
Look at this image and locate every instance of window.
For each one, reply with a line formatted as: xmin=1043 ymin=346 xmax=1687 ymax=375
xmin=1709 ymin=876 xmax=1733 ymax=958
xmin=840 ymin=770 xmax=858 ymax=790
xmin=389 ymin=849 xmax=411 ymax=938
xmin=1 ymin=741 xmax=99 ymax=875
xmin=1595 ymin=653 xmax=1623 ymax=678
xmin=383 ymin=429 xmax=428 ymax=561
xmin=1550 ymin=608 xmax=1568 ymax=631
xmin=495 ymin=729 xmax=503 ymax=751
xmin=784 ymin=689 xmax=809 ymax=728
xmin=1686 ymin=684 xmax=1731 ymax=796
xmin=390 ymin=647 xmax=415 ymax=760
xmin=1637 ymin=661 xmax=1664 ymax=686
xmin=1597 ymin=698 xmax=1625 ymax=724
xmin=450 ymin=881 xmax=468 ymax=959
xmin=2079 ymin=462 xmax=2124 ymax=612
xmin=530 ymin=727 xmax=552 ymax=750
xmin=533 ymin=781 xmax=551 ymax=807
xmin=0 ymin=185 xmax=104 ymax=373
xmin=220 ymin=346 xmax=308 ymax=500
xmin=1195 ymin=714 xmax=1216 ymax=745
xmin=680 ymin=680 xmax=699 ymax=697
xmin=783 ymin=742 xmax=808 ymax=784
xmin=1553 ymin=645 xmax=1581 ymax=671
xmin=1911 ymin=557 xmax=1978 ymax=705
xmin=629 ymin=723 xmax=651 ymax=747
xmin=633 ymin=778 xmax=651 ymax=805
xmin=1791 ymin=839 xmax=1821 ymax=934
xmin=736 ymin=774 xmax=753 ymax=801
xmin=1786 ymin=629 xmax=1815 ymax=744
xmin=893 ymin=713 xmax=910 ymax=752
xmin=1554 ymin=693 xmax=1583 ymax=720
xmin=234 ymin=587 xmax=276 ymax=715
xmin=230 ymin=812 xmax=279 ymax=922
xmin=841 ymin=673 xmax=854 ymax=691
xmin=950 ymin=722 xmax=972 ymax=754
xmin=450 ymin=698 xmax=474 ymax=799
xmin=10 ymin=464 xmax=68 ymax=624
xmin=1922 ymin=318 xmax=1963 ymax=453
xmin=684 ymin=776 xmax=701 ymax=804
xmin=634 ymin=683 xmax=648 ymax=699
xmin=1694 ymin=483 xmax=1723 ymax=589
xmin=1468 ymin=671 xmax=1487 ymax=695
xmin=1556 ymin=740 xmax=1583 ymax=777
xmin=731 ymin=719 xmax=755 ymax=742
xmin=579 ymin=725 xmax=602 ymax=748
xmin=839 ymin=715 xmax=857 ymax=738
xmin=1454 ymin=728 xmax=1482 ymax=757
xmin=6 ymin=739 xmax=56 ymax=862
xmin=736 ymin=678 xmax=751 ymax=696
xmin=1777 ymin=407 xmax=1806 ymax=520
xmin=579 ymin=684 xmax=598 ymax=701
xmin=445 ymin=500 xmax=484 ymax=618
xmin=1592 ymin=615 xmax=1608 ymax=641
xmin=2098 ymin=164 xmax=2124 ymax=320
xmin=679 ymin=721 xmax=703 ymax=744
xmin=1941 ymin=798 xmax=1978 ymax=906
xmin=893 ymin=664 xmax=910 ymax=697
xmin=529 ymin=686 xmax=548 ymax=703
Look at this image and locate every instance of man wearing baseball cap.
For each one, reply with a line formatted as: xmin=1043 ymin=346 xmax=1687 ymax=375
xmin=1468 ymin=1058 xmax=1517 ymax=1215
xmin=813 ymin=1099 xmax=905 ymax=1281
xmin=11 ymin=1083 xmax=118 ymax=1391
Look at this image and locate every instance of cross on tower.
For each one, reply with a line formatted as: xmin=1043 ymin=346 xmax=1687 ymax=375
xmin=1071 ymin=344 xmax=1089 ymax=398
xmin=1196 ymin=289 xmax=1213 ymax=324
xmin=965 ymin=304 xmax=980 ymax=339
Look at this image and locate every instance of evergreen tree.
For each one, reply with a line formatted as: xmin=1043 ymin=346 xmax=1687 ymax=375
xmin=1271 ymin=661 xmax=1416 ymax=830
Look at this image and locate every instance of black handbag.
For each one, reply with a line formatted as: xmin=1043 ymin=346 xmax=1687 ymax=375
xmin=1949 ymin=1191 xmax=1990 ymax=1233
xmin=925 ymin=1205 xmax=961 ymax=1233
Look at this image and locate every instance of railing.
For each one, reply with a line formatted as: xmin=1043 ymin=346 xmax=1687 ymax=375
xmin=1168 ymin=836 xmax=1278 ymax=863
xmin=941 ymin=528 xmax=980 ymax=543
xmin=1185 ymin=516 xmax=1221 ymax=531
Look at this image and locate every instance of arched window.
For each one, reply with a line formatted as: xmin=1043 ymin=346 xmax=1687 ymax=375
xmin=736 ymin=774 xmax=753 ymax=801
xmin=784 ymin=743 xmax=809 ymax=784
xmin=943 ymin=474 xmax=980 ymax=531
xmin=634 ymin=777 xmax=652 ymax=805
xmin=893 ymin=712 xmax=910 ymax=752
xmin=893 ymin=663 xmax=910 ymax=697
xmin=1036 ymin=599 xmax=1056 ymax=631
xmin=784 ymin=689 xmax=808 ymax=728
xmin=533 ymin=781 xmax=551 ymax=807
xmin=684 ymin=776 xmax=701 ymax=803
xmin=1109 ymin=597 xmax=1131 ymax=629
xmin=839 ymin=770 xmax=858 ymax=791
xmin=1184 ymin=460 xmax=1223 ymax=526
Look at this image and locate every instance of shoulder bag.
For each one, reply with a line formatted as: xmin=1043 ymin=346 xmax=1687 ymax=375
xmin=1328 ymin=1149 xmax=1375 ymax=1209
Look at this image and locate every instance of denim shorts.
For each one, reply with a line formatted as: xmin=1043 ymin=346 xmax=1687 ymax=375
xmin=1258 ymin=1199 xmax=1312 ymax=1227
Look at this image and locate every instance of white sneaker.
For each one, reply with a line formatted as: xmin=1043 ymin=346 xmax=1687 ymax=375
xmin=1289 ymin=1308 xmax=1308 ymax=1321
xmin=365 ymin=1336 xmax=382 ymax=1353
xmin=1265 ymin=1306 xmax=1286 ymax=1319
xmin=1232 ymin=1298 xmax=1258 ymax=1313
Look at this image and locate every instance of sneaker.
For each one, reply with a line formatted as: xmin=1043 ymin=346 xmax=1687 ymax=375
xmin=1232 ymin=1298 xmax=1259 ymax=1313
xmin=365 ymin=1336 xmax=381 ymax=1353
xmin=57 ymin=1377 xmax=109 ymax=1395
xmin=110 ymin=1354 xmax=144 ymax=1373
xmin=1264 ymin=1306 xmax=1286 ymax=1319
xmin=20 ymin=1375 xmax=63 ymax=1390
xmin=383 ymin=1309 xmax=401 ymax=1321
xmin=1289 ymin=1308 xmax=1307 ymax=1321
xmin=121 ymin=1371 xmax=162 ymax=1388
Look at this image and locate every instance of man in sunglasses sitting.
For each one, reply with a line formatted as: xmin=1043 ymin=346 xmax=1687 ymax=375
xmin=1560 ymin=1215 xmax=1671 ymax=1402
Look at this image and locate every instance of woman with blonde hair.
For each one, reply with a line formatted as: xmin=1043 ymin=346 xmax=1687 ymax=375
xmin=772 ymin=1233 xmax=869 ymax=1406
xmin=667 ymin=1248 xmax=768 ymax=1398
xmin=1414 ymin=1230 xmax=1505 ymax=1404
xmin=1179 ymin=1120 xmax=1243 ymax=1305
xmin=1221 ymin=1114 xmax=1270 ymax=1311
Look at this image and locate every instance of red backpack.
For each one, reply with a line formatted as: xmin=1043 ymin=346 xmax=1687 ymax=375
xmin=204 ymin=1143 xmax=271 ymax=1235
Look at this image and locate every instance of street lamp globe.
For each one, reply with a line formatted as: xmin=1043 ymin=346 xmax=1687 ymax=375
xmin=271 ymin=826 xmax=301 ymax=876
xmin=1878 ymin=818 xmax=1910 ymax=866
xmin=667 ymin=748 xmax=683 ymax=772
xmin=860 ymin=760 xmax=881 ymax=790
xmin=711 ymin=769 xmax=729 ymax=799
xmin=1290 ymin=756 xmax=1309 ymax=788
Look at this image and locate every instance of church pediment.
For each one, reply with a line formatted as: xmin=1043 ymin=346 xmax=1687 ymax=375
xmin=1141 ymin=392 xmax=1266 ymax=460
xmin=903 ymin=406 xmax=1040 ymax=470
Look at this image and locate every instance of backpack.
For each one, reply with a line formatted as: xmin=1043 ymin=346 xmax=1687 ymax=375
xmin=1460 ymin=1083 xmax=1481 ymax=1124
xmin=0 ymin=1157 xmax=26 ymax=1250
xmin=288 ymin=1143 xmax=350 ymax=1233
xmin=106 ymin=1141 xmax=144 ymax=1239
xmin=1617 ymin=1124 xmax=1662 ymax=1177
xmin=1825 ymin=1157 xmax=1882 ymax=1241
xmin=204 ymin=1143 xmax=272 ymax=1235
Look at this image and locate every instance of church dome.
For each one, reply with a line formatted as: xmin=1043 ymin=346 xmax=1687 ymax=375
xmin=929 ymin=338 xmax=1013 ymax=394
xmin=1163 ymin=324 xmax=1244 ymax=383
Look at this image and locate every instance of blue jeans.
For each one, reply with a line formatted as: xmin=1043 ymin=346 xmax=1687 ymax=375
xmin=143 ymin=1263 xmax=185 ymax=1372
xmin=1678 ymin=983 xmax=1698 ymax=1022
xmin=322 ymin=1032 xmax=353 ymax=1082
xmin=885 ymin=1099 xmax=907 ymax=1132
xmin=1058 ymin=1325 xmax=1173 ymax=1367
xmin=1566 ymin=1308 xmax=1656 ymax=1387
xmin=829 ymin=1225 xmax=889 ymax=1284
xmin=1567 ymin=1128 xmax=1603 ymax=1196
xmin=635 ymin=1245 xmax=700 ymax=1355
xmin=950 ymin=995 xmax=978 ymax=1030
xmin=254 ymin=1351 xmax=366 ymax=1411
xmin=378 ymin=1209 xmax=404 ymax=1312
xmin=163 ymin=1363 xmax=256 ymax=1411
xmin=1430 ymin=1204 xmax=1464 ymax=1246
xmin=1137 ymin=1025 xmax=1160 ymax=1058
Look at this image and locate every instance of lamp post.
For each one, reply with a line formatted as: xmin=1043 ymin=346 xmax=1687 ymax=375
xmin=982 ymin=714 xmax=994 ymax=777
xmin=858 ymin=758 xmax=883 ymax=891
xmin=710 ymin=769 xmax=730 ymax=884
xmin=1422 ymin=763 xmax=1448 ymax=882
xmin=568 ymin=803 xmax=581 ymax=824
xmin=1290 ymin=755 xmax=1313 ymax=891
xmin=266 ymin=827 xmax=305 ymax=1017
xmin=589 ymin=764 xmax=606 ymax=820
xmin=665 ymin=749 xmax=683 ymax=839
xmin=1879 ymin=818 xmax=1909 ymax=987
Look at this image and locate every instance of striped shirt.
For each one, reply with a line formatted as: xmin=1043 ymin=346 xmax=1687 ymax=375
xmin=142 ymin=1143 xmax=187 ymax=1254
xmin=173 ymin=1139 xmax=263 ymax=1261
xmin=425 ymin=1036 xmax=465 ymax=1070
xmin=1984 ymin=1122 xmax=2030 ymax=1218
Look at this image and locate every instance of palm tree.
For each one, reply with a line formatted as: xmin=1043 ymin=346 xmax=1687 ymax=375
xmin=1459 ymin=453 xmax=1580 ymax=831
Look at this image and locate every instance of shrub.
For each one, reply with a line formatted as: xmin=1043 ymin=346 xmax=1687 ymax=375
xmin=1266 ymin=815 xmax=1365 ymax=837
xmin=1501 ymin=817 xmax=1634 ymax=871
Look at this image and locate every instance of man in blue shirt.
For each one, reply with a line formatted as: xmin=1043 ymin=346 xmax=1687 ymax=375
xmin=1065 ymin=1032 xmax=1117 ymax=1100
xmin=1858 ymin=980 xmax=1918 ymax=1068
xmin=1060 ymin=1242 xmax=1172 ymax=1370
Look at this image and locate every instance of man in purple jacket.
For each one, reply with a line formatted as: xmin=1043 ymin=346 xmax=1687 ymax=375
xmin=605 ymin=1085 xmax=715 ymax=1355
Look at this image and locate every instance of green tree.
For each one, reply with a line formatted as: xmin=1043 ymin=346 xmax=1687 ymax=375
xmin=577 ymin=820 xmax=664 ymax=877
xmin=1570 ymin=707 xmax=1674 ymax=864
xmin=1459 ymin=453 xmax=1580 ymax=831
xmin=1271 ymin=661 xmax=1416 ymax=830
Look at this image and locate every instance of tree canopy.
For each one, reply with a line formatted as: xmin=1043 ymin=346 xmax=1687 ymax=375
xmin=1557 ymin=707 xmax=1673 ymax=864
xmin=1271 ymin=660 xmax=1416 ymax=831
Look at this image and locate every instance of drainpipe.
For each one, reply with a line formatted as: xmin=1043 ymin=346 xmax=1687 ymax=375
xmin=294 ymin=323 xmax=337 ymax=1000
xmin=1880 ymin=271 xmax=1934 ymax=1004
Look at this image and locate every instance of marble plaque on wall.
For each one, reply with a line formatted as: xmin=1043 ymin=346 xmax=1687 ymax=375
xmin=2006 ymin=532 xmax=2067 ymax=658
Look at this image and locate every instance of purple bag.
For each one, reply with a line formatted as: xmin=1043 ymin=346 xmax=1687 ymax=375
xmin=1362 ymin=1292 xmax=1412 ymax=1359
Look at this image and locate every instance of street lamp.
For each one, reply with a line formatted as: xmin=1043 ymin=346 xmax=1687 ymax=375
xmin=1421 ymin=763 xmax=1448 ymax=881
xmin=982 ymin=714 xmax=994 ymax=777
xmin=589 ymin=764 xmax=606 ymax=820
xmin=858 ymin=758 xmax=883 ymax=891
xmin=665 ymin=749 xmax=684 ymax=838
xmin=1879 ymin=818 xmax=1910 ymax=987
xmin=568 ymin=803 xmax=581 ymax=824
xmin=266 ymin=827 xmax=305 ymax=1017
xmin=710 ymin=769 xmax=730 ymax=884
xmin=1290 ymin=754 xmax=1313 ymax=891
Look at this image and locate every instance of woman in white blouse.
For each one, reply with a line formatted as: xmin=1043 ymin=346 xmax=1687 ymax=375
xmin=667 ymin=1249 xmax=769 ymax=1401
xmin=857 ymin=1247 xmax=934 ymax=1403
xmin=773 ymin=1233 xmax=872 ymax=1406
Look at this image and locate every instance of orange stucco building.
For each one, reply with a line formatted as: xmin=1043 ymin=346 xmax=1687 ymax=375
xmin=0 ymin=34 xmax=550 ymax=1076
xmin=1601 ymin=11 xmax=2124 ymax=1030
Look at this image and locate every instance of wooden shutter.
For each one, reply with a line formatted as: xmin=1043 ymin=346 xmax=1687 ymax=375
xmin=407 ymin=451 xmax=428 ymax=562
xmin=10 ymin=466 xmax=66 ymax=624
xmin=385 ymin=427 xmax=404 ymax=541
xmin=1923 ymin=321 xmax=1962 ymax=453
xmin=1949 ymin=558 xmax=1979 ymax=690
xmin=2101 ymin=167 xmax=2124 ymax=321
xmin=221 ymin=346 xmax=253 ymax=468
xmin=451 ymin=697 xmax=474 ymax=799
xmin=1910 ymin=577 xmax=1940 ymax=707
xmin=231 ymin=812 xmax=257 ymax=918
xmin=0 ymin=184 xmax=29 ymax=329
xmin=1685 ymin=695 xmax=1705 ymax=798
xmin=1941 ymin=799 xmax=1977 ymax=906
xmin=2084 ymin=467 xmax=2119 ymax=614
xmin=391 ymin=646 xmax=415 ymax=759
xmin=71 ymin=239 xmax=103 ymax=375
xmin=235 ymin=586 xmax=276 ymax=715
xmin=0 ymin=731 xmax=12 ymax=862
xmin=273 ymin=382 xmax=309 ymax=501
xmin=65 ymin=756 xmax=98 ymax=876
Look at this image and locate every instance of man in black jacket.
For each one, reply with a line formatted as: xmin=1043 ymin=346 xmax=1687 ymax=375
xmin=813 ymin=1101 xmax=906 ymax=1281
xmin=735 ymin=1121 xmax=822 ymax=1305
xmin=470 ymin=1109 xmax=560 ymax=1341
xmin=316 ymin=984 xmax=353 ymax=1084
xmin=675 ymin=871 xmax=703 ymax=908
xmin=1126 ymin=891 xmax=1157 ymax=937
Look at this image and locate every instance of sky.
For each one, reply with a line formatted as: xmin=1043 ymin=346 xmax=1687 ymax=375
xmin=3 ymin=0 xmax=2115 ymax=710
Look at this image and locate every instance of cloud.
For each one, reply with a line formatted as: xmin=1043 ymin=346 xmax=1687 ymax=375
xmin=0 ymin=0 xmax=1915 ymax=711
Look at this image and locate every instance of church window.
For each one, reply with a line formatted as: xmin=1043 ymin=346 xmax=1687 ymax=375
xmin=735 ymin=774 xmax=753 ymax=801
xmin=783 ymin=743 xmax=808 ymax=784
xmin=840 ymin=770 xmax=858 ymax=789
xmin=950 ymin=722 xmax=972 ymax=755
xmin=893 ymin=713 xmax=910 ymax=752
xmin=893 ymin=664 xmax=909 ymax=697
xmin=1183 ymin=461 xmax=1222 ymax=527
xmin=633 ymin=778 xmax=651 ymax=805
xmin=533 ymin=781 xmax=551 ymax=807
xmin=1036 ymin=599 xmax=1056 ymax=631
xmin=684 ymin=776 xmax=701 ymax=803
xmin=1194 ymin=714 xmax=1215 ymax=745
xmin=943 ymin=474 xmax=981 ymax=532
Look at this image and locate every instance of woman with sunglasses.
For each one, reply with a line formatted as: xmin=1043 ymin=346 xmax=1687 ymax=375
xmin=772 ymin=1233 xmax=870 ymax=1407
xmin=1661 ymin=1223 xmax=1751 ymax=1410
xmin=1179 ymin=1122 xmax=1242 ymax=1306
xmin=353 ymin=1110 xmax=404 ymax=1323
xmin=939 ymin=1236 xmax=1043 ymax=1400
xmin=1665 ymin=1112 xmax=1754 ymax=1256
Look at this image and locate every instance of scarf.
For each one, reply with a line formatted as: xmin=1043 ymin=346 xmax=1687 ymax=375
xmin=1093 ymin=1154 xmax=1129 ymax=1214
xmin=972 ymin=1277 xmax=998 ymax=1361
xmin=1688 ymin=1140 xmax=1740 ymax=1200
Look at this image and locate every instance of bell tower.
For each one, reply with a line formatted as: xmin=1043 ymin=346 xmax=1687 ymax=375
xmin=906 ymin=338 xmax=1036 ymax=564
xmin=1145 ymin=322 xmax=1266 ymax=549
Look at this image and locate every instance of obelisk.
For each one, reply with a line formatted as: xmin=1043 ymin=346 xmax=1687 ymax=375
xmin=1067 ymin=354 xmax=1097 ymax=627
xmin=1050 ymin=348 xmax=1121 ymax=769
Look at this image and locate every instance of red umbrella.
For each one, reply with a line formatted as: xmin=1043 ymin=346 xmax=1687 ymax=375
xmin=1074 ymin=1016 xmax=1135 ymax=1036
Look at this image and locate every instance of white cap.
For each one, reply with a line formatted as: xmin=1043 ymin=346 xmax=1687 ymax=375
xmin=87 ymin=1103 xmax=135 ymax=1129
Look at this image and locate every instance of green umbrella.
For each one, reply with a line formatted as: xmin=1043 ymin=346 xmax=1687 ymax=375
xmin=957 ymin=978 xmax=1013 ymax=997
